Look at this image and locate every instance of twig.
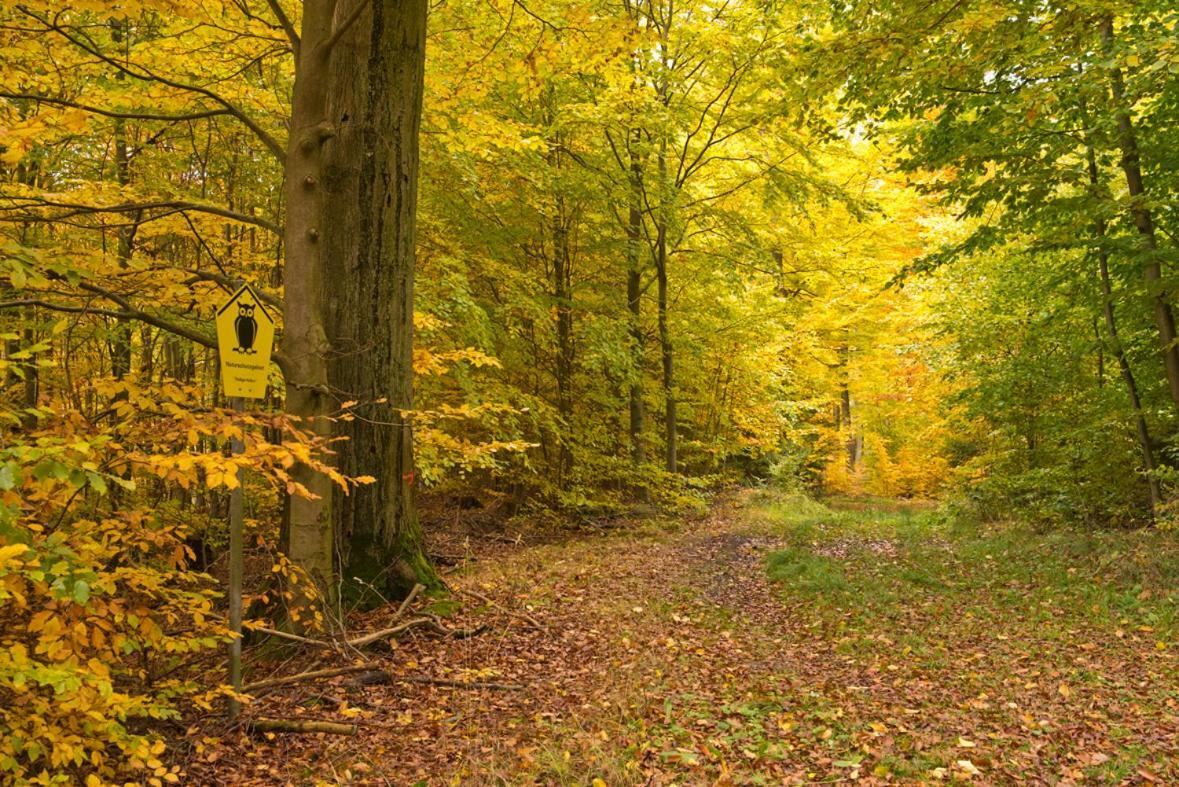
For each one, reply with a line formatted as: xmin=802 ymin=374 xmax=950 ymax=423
xmin=243 ymin=662 xmax=381 ymax=693
xmin=250 ymin=625 xmax=334 ymax=649
xmin=459 ymin=587 xmax=547 ymax=633
xmin=345 ymin=617 xmax=434 ymax=647
xmin=392 ymin=583 xmax=424 ymax=620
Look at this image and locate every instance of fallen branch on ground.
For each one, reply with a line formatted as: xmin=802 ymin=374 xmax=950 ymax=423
xmin=345 ymin=669 xmax=523 ymax=691
xmin=250 ymin=625 xmax=334 ymax=649
xmin=345 ymin=616 xmax=435 ymax=647
xmin=247 ymin=718 xmax=357 ymax=735
xmin=243 ymin=663 xmax=381 ymax=693
xmin=459 ymin=587 xmax=547 ymax=633
xmin=401 ymin=675 xmax=523 ymax=691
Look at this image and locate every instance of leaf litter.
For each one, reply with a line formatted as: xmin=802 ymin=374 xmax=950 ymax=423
xmin=187 ymin=490 xmax=1178 ymax=784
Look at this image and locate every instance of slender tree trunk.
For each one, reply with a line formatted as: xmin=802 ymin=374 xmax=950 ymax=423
xmin=547 ymin=135 xmax=575 ymax=483
xmin=106 ymin=21 xmax=136 ymax=383
xmin=626 ymin=133 xmax=646 ymax=466
xmin=654 ymin=0 xmax=676 ymax=474
xmin=656 ymin=215 xmax=676 ymax=473
xmin=838 ymin=341 xmax=858 ymax=471
xmin=1094 ymin=316 xmax=1104 ymax=387
xmin=1101 ymin=17 xmax=1179 ymax=409
xmin=553 ymin=226 xmax=574 ymax=482
xmin=1096 ymin=244 xmax=1161 ymax=515
xmin=111 ymin=118 xmax=135 ymax=381
xmin=320 ymin=0 xmax=435 ymax=600
xmin=1084 ymin=132 xmax=1161 ymax=516
xmin=280 ymin=0 xmax=337 ymax=597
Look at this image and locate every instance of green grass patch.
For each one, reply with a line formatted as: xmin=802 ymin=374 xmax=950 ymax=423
xmin=758 ymin=493 xmax=1179 ymax=635
xmin=765 ymin=547 xmax=848 ymax=593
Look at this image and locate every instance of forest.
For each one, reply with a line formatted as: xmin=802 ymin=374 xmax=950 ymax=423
xmin=0 ymin=0 xmax=1176 ymax=784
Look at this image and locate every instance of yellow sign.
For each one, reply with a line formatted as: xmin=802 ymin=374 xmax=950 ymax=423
xmin=215 ymin=283 xmax=275 ymax=399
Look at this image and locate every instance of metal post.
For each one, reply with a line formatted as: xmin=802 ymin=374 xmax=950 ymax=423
xmin=228 ymin=396 xmax=245 ymax=719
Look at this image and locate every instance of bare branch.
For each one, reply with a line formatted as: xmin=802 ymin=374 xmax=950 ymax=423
xmin=323 ymin=0 xmax=372 ymax=53
xmin=0 ymin=92 xmax=232 ymax=122
xmin=0 ymin=196 xmax=280 ymax=235
xmin=264 ymin=0 xmax=301 ymax=53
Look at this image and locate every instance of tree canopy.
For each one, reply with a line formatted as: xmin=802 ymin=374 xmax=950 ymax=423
xmin=1 ymin=0 xmax=1177 ymax=782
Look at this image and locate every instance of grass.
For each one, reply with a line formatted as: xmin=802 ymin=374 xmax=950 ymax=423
xmin=760 ymin=492 xmax=1179 ymax=632
xmin=764 ymin=547 xmax=848 ymax=593
xmin=754 ymin=492 xmax=1178 ymax=782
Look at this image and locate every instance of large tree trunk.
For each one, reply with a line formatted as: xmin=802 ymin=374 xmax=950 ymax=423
xmin=1101 ymin=17 xmax=1179 ymax=410
xmin=279 ymin=0 xmax=337 ymax=597
xmin=321 ymin=0 xmax=435 ymax=601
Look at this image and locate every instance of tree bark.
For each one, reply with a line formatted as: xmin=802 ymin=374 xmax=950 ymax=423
xmin=109 ymin=21 xmax=135 ymax=383
xmin=838 ymin=341 xmax=859 ymax=471
xmin=320 ymin=0 xmax=435 ymax=601
xmin=656 ymin=215 xmax=676 ymax=473
xmin=547 ymin=135 xmax=575 ymax=484
xmin=1084 ymin=131 xmax=1160 ymax=517
xmin=1101 ymin=16 xmax=1179 ymax=410
xmin=279 ymin=0 xmax=337 ymax=598
xmin=625 ymin=123 xmax=647 ymax=466
xmin=553 ymin=215 xmax=575 ymax=482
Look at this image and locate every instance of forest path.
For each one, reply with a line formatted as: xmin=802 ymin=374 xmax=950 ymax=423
xmin=205 ymin=490 xmax=1177 ymax=785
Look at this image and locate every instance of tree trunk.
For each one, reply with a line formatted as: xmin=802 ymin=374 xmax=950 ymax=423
xmin=548 ymin=149 xmax=575 ymax=484
xmin=109 ymin=21 xmax=135 ymax=383
xmin=111 ymin=118 xmax=135 ymax=381
xmin=1096 ymin=243 xmax=1161 ymax=516
xmin=626 ymin=130 xmax=646 ymax=466
xmin=1084 ymin=133 xmax=1161 ymax=517
xmin=838 ymin=341 xmax=858 ymax=471
xmin=279 ymin=0 xmax=337 ymax=598
xmin=553 ymin=224 xmax=574 ymax=482
xmin=627 ymin=226 xmax=646 ymax=466
xmin=321 ymin=0 xmax=435 ymax=601
xmin=1101 ymin=16 xmax=1179 ymax=410
xmin=656 ymin=217 xmax=676 ymax=474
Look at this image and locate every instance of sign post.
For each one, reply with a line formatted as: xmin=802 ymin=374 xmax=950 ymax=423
xmin=214 ymin=284 xmax=275 ymax=719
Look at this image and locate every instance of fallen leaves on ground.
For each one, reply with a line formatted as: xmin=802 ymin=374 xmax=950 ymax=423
xmin=186 ymin=491 xmax=1178 ymax=785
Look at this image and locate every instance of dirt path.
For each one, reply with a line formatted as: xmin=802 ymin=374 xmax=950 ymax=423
xmin=198 ymin=491 xmax=1178 ymax=785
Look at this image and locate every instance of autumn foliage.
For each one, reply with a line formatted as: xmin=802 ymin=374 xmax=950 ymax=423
xmin=2 ymin=0 xmax=1178 ymax=782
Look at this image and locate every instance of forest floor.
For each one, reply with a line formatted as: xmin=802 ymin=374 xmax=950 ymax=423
xmin=196 ymin=489 xmax=1178 ymax=785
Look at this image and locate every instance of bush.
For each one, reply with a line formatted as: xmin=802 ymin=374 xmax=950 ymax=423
xmin=0 ymin=382 xmax=341 ymax=784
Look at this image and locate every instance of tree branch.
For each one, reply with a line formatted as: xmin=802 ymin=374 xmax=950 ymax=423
xmin=0 ymin=196 xmax=280 ymax=235
xmin=20 ymin=7 xmax=286 ymax=162
xmin=323 ymin=0 xmax=372 ymax=53
xmin=264 ymin=0 xmax=301 ymax=53
xmin=0 ymin=91 xmax=231 ymax=122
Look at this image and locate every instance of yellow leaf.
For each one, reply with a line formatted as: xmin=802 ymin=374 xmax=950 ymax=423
xmin=0 ymin=543 xmax=29 ymax=567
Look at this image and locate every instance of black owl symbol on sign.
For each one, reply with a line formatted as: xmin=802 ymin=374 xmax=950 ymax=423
xmin=234 ymin=301 xmax=257 ymax=354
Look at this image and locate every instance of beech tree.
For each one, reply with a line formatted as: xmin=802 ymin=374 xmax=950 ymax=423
xmin=319 ymin=0 xmax=436 ymax=597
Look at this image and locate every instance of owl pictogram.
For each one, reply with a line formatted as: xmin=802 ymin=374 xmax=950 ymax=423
xmin=234 ymin=301 xmax=258 ymax=354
